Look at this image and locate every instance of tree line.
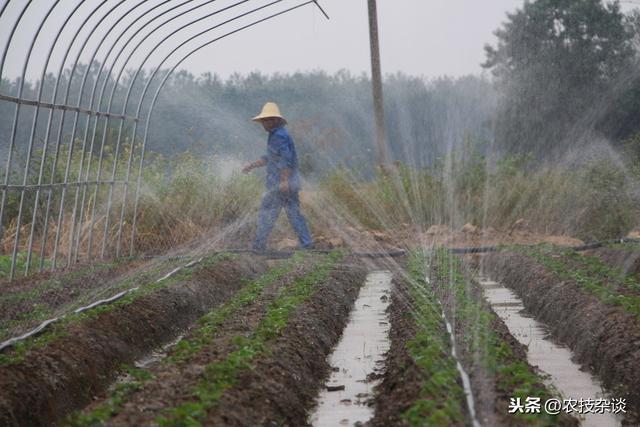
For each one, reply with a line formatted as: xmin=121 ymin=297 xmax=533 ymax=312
xmin=483 ymin=0 xmax=640 ymax=158
xmin=0 ymin=68 xmax=496 ymax=180
xmin=2 ymin=0 xmax=640 ymax=181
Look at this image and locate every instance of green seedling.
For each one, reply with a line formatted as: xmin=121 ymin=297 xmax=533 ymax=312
xmin=515 ymin=245 xmax=640 ymax=320
xmin=63 ymin=364 xmax=155 ymax=427
xmin=157 ymin=251 xmax=342 ymax=427
xmin=430 ymin=249 xmax=560 ymax=426
xmin=401 ymin=252 xmax=467 ymax=427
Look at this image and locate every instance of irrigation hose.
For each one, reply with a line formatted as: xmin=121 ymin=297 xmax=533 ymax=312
xmin=448 ymin=236 xmax=640 ymax=254
xmin=0 ymin=257 xmax=204 ymax=353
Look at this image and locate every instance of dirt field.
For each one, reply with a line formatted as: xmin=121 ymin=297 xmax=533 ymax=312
xmin=369 ymin=252 xmax=578 ymax=427
xmin=481 ymin=245 xmax=640 ymax=425
xmin=0 ymin=254 xmax=266 ymax=426
xmin=1 ymin=239 xmax=638 ymax=426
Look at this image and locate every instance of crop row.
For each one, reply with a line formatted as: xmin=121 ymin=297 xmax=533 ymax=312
xmin=402 ymin=252 xmax=468 ymax=426
xmin=482 ymin=246 xmax=640 ymax=424
xmin=513 ymin=244 xmax=640 ymax=319
xmin=161 ymin=252 xmax=341 ymax=426
xmin=431 ymin=249 xmax=570 ymax=426
xmin=0 ymin=253 xmax=232 ymax=367
xmin=67 ymin=251 xmax=345 ymax=426
xmin=66 ymin=253 xmax=306 ymax=426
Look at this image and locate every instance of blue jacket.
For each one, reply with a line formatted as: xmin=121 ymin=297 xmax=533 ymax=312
xmin=261 ymin=126 xmax=301 ymax=191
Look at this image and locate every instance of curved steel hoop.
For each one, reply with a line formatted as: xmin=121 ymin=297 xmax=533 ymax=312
xmin=0 ymin=0 xmax=328 ymax=280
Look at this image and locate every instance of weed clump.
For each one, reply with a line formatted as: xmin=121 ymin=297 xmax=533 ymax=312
xmin=322 ymin=151 xmax=640 ymax=241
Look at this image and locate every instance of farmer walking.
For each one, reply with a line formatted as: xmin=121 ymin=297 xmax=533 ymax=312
xmin=243 ymin=102 xmax=314 ymax=252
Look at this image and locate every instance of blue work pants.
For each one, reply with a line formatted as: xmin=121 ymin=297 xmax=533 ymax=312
xmin=253 ymin=190 xmax=313 ymax=251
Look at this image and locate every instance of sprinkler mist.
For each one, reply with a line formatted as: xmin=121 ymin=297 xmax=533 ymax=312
xmin=1 ymin=1 xmax=640 ymax=426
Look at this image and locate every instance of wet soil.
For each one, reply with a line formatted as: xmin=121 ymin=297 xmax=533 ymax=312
xmin=309 ymin=270 xmax=392 ymax=426
xmin=368 ymin=275 xmax=454 ymax=427
xmin=482 ymin=251 xmax=640 ymax=424
xmin=205 ymin=261 xmax=365 ymax=427
xmin=101 ymin=258 xmax=365 ymax=427
xmin=0 ymin=255 xmax=266 ymax=427
xmin=479 ymin=278 xmax=622 ymax=427
xmin=370 ymin=261 xmax=577 ymax=427
xmin=433 ymin=259 xmax=578 ymax=427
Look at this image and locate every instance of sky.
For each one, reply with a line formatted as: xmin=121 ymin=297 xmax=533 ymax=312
xmin=0 ymin=0 xmax=638 ymax=83
xmin=189 ymin=0 xmax=525 ymax=79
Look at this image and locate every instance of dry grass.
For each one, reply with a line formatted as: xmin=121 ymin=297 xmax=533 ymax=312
xmin=321 ymin=153 xmax=640 ymax=242
xmin=1 ymin=152 xmax=262 ymax=273
xmin=2 ymin=144 xmax=639 ymax=278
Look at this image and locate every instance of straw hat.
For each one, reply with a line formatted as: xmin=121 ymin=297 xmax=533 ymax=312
xmin=251 ymin=102 xmax=287 ymax=124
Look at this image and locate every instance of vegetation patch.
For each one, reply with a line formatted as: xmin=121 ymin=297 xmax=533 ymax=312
xmin=168 ymin=252 xmax=305 ymax=363
xmin=0 ymin=303 xmax=50 ymax=337
xmin=0 ymin=328 xmax=68 ymax=366
xmin=605 ymin=240 xmax=640 ymax=250
xmin=323 ymin=151 xmax=640 ymax=241
xmin=156 ymin=251 xmax=343 ymax=427
xmin=432 ymin=249 xmax=562 ymax=426
xmin=0 ymin=261 xmax=117 ymax=305
xmin=0 ymin=252 xmax=51 ymax=278
xmin=0 ymin=254 xmax=232 ymax=366
xmin=513 ymin=245 xmax=640 ymax=319
xmin=63 ymin=365 xmax=154 ymax=427
xmin=563 ymin=248 xmax=640 ymax=292
xmin=401 ymin=252 xmax=467 ymax=426
xmin=0 ymin=260 xmax=130 ymax=341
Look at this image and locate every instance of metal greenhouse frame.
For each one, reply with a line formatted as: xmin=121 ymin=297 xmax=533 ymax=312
xmin=0 ymin=0 xmax=329 ymax=280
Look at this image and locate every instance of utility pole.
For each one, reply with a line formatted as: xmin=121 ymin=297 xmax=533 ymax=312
xmin=367 ymin=0 xmax=388 ymax=167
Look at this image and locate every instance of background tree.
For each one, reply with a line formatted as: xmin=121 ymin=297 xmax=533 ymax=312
xmin=483 ymin=0 xmax=637 ymax=156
